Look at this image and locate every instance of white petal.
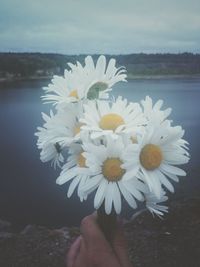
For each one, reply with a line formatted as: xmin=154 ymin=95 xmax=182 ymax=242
xmin=56 ymin=167 xmax=77 ymax=185
xmin=118 ymin=181 xmax=137 ymax=209
xmin=142 ymin=168 xmax=162 ymax=198
xmin=112 ymin=183 xmax=122 ymax=214
xmin=94 ymin=180 xmax=108 ymax=209
xmin=156 ymin=169 xmax=174 ymax=193
xmin=106 ymin=58 xmax=116 ymax=78
xmin=123 ymin=180 xmax=144 ymax=201
xmin=105 ymin=183 xmax=114 ymax=214
xmin=160 ymin=168 xmax=179 ymax=182
xmin=123 ymin=166 xmax=139 ymax=180
xmin=82 ymin=175 xmax=102 ymax=193
xmin=160 ymin=163 xmax=186 ymax=176
xmin=85 ymin=56 xmax=95 ymax=71
xmin=67 ymin=176 xmax=80 ymax=197
xmin=96 ymin=55 xmax=106 ymax=77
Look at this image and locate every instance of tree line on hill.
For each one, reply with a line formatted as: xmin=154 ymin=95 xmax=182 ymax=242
xmin=0 ymin=52 xmax=200 ymax=79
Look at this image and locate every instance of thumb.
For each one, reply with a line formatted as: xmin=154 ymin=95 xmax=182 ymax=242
xmin=67 ymin=236 xmax=82 ymax=267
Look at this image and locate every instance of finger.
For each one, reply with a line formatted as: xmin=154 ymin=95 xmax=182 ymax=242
xmin=80 ymin=213 xmax=112 ymax=252
xmin=67 ymin=236 xmax=82 ymax=267
xmin=112 ymin=219 xmax=132 ymax=267
xmin=72 ymin=238 xmax=89 ymax=267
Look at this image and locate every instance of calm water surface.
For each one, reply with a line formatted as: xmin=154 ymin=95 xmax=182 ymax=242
xmin=0 ymin=78 xmax=199 ymax=228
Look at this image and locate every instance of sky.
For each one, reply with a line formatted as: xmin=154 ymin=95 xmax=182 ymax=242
xmin=0 ymin=0 xmax=200 ymax=54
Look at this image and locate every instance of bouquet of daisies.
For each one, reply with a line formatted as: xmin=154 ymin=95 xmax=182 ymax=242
xmin=35 ymin=55 xmax=189 ymax=224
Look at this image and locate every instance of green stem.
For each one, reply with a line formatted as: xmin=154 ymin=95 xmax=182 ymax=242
xmin=97 ymin=204 xmax=117 ymax=243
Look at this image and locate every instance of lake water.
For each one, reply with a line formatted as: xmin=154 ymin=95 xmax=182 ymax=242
xmin=0 ymin=78 xmax=200 ymax=228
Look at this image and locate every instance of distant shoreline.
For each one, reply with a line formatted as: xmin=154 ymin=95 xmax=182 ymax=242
xmin=0 ymin=74 xmax=200 ymax=84
xmin=1 ymin=52 xmax=200 ymax=85
xmin=127 ymin=74 xmax=200 ymax=80
xmin=0 ymin=76 xmax=51 ymax=83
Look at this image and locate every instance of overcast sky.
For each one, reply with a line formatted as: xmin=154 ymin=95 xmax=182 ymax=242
xmin=0 ymin=0 xmax=200 ymax=54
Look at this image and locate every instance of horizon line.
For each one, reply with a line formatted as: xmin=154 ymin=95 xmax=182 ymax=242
xmin=0 ymin=51 xmax=200 ymax=56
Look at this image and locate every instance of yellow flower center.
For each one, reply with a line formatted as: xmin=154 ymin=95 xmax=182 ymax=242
xmin=74 ymin=123 xmax=84 ymax=136
xmin=140 ymin=144 xmax=162 ymax=170
xmin=77 ymin=153 xmax=86 ymax=168
xmin=99 ymin=113 xmax=125 ymax=131
xmin=69 ymin=90 xmax=79 ymax=99
xmin=102 ymin=158 xmax=125 ymax=181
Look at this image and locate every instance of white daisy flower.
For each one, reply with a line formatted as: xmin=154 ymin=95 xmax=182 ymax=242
xmin=81 ymin=137 xmax=146 ymax=215
xmin=56 ymin=143 xmax=92 ymax=201
xmin=41 ymin=70 xmax=86 ymax=106
xmin=35 ymin=111 xmax=64 ymax=168
xmin=81 ymin=96 xmax=146 ymax=139
xmin=141 ymin=96 xmax=172 ymax=126
xmin=123 ymin=123 xmax=190 ymax=198
xmin=36 ymin=102 xmax=88 ymax=149
xmin=51 ymin=103 xmax=87 ymax=147
xmin=41 ymin=55 xmax=127 ymax=106
xmin=144 ymin=187 xmax=168 ymax=217
xmin=39 ymin=142 xmax=64 ymax=169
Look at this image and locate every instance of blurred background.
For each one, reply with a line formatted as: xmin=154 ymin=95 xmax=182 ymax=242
xmin=0 ymin=0 xmax=200 ymax=229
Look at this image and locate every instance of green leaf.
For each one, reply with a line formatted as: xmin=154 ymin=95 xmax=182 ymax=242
xmin=54 ymin=142 xmax=62 ymax=153
xmin=87 ymin=82 xmax=108 ymax=100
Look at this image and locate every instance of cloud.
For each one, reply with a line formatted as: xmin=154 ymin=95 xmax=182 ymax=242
xmin=0 ymin=0 xmax=200 ymax=53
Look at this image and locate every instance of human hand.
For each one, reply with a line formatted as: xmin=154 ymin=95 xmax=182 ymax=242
xmin=67 ymin=213 xmax=133 ymax=267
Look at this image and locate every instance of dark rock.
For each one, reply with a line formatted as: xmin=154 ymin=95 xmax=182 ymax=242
xmin=125 ymin=197 xmax=200 ymax=267
xmin=0 ymin=224 xmax=70 ymax=267
xmin=20 ymin=225 xmax=46 ymax=235
xmin=0 ymin=232 xmax=14 ymax=239
xmin=0 ymin=198 xmax=199 ymax=267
